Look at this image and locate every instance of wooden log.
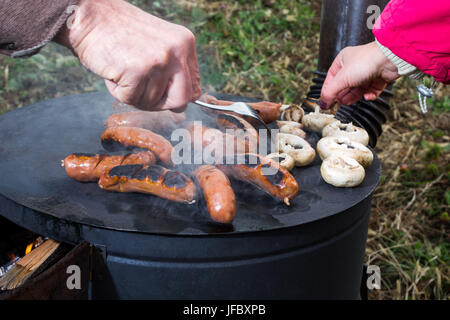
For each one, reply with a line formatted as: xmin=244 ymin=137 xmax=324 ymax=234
xmin=0 ymin=239 xmax=60 ymax=290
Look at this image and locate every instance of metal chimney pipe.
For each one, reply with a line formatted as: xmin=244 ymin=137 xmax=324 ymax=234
xmin=318 ymin=0 xmax=390 ymax=72
xmin=308 ymin=0 xmax=392 ymax=147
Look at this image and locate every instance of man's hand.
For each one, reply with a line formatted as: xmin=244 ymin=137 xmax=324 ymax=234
xmin=320 ymin=41 xmax=400 ymax=109
xmin=55 ymin=0 xmax=201 ymax=111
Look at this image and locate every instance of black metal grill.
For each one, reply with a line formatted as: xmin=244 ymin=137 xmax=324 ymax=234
xmin=0 ymin=91 xmax=380 ymax=299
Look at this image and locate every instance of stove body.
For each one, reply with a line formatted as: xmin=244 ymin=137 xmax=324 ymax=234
xmin=2 ymin=192 xmax=373 ymax=300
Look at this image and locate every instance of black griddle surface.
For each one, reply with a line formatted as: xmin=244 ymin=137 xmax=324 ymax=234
xmin=0 ymin=92 xmax=380 ymax=235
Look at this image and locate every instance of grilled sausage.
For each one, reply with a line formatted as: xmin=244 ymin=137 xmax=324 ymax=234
xmin=105 ymin=110 xmax=186 ymax=134
xmin=101 ymin=127 xmax=174 ymax=166
xmin=217 ymin=153 xmax=298 ymax=205
xmin=194 ymin=165 xmax=236 ymax=224
xmin=98 ymin=164 xmax=197 ymax=203
xmin=63 ymin=152 xmax=156 ymax=182
xmin=199 ymin=93 xmax=281 ymax=124
xmin=184 ymin=122 xmax=253 ymax=159
xmin=216 ymin=113 xmax=259 ymax=153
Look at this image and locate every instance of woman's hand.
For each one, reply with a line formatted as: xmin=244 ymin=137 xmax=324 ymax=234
xmin=55 ymin=0 xmax=201 ymax=112
xmin=320 ymin=41 xmax=400 ymax=109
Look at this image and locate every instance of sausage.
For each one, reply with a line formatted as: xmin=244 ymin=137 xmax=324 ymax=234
xmin=217 ymin=153 xmax=298 ymax=205
xmin=199 ymin=93 xmax=281 ymax=124
xmin=101 ymin=127 xmax=174 ymax=166
xmin=63 ymin=151 xmax=156 ymax=182
xmin=105 ymin=110 xmax=186 ymax=134
xmin=98 ymin=164 xmax=197 ymax=203
xmin=194 ymin=165 xmax=236 ymax=224
xmin=184 ymin=122 xmax=253 ymax=160
xmin=216 ymin=113 xmax=259 ymax=153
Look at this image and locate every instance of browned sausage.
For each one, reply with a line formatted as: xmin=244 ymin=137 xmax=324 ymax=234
xmin=98 ymin=164 xmax=197 ymax=203
xmin=63 ymin=152 xmax=156 ymax=182
xmin=184 ymin=122 xmax=253 ymax=159
xmin=199 ymin=93 xmax=281 ymax=124
xmin=217 ymin=153 xmax=298 ymax=205
xmin=194 ymin=165 xmax=236 ymax=224
xmin=105 ymin=110 xmax=186 ymax=134
xmin=101 ymin=127 xmax=174 ymax=166
xmin=216 ymin=113 xmax=259 ymax=153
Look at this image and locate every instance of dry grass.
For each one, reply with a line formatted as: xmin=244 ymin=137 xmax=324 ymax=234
xmin=367 ymin=80 xmax=449 ymax=299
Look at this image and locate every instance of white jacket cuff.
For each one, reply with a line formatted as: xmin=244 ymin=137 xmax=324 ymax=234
xmin=375 ymin=39 xmax=425 ymax=80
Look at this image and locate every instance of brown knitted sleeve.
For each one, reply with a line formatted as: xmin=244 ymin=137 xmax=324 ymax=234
xmin=0 ymin=0 xmax=80 ymax=57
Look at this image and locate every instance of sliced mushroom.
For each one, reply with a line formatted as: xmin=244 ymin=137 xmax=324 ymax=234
xmin=321 ymin=155 xmax=365 ymax=187
xmin=276 ymin=120 xmax=306 ymax=139
xmin=276 ymin=133 xmax=316 ymax=167
xmin=280 ymin=104 xmax=304 ymax=122
xmin=322 ymin=121 xmax=369 ymax=146
xmin=301 ymin=108 xmax=339 ymax=132
xmin=302 ymin=97 xmax=339 ymax=115
xmin=316 ymin=136 xmax=373 ymax=167
xmin=266 ymin=152 xmax=295 ymax=171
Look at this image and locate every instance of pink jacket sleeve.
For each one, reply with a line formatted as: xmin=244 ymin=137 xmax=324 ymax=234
xmin=373 ymin=0 xmax=450 ymax=84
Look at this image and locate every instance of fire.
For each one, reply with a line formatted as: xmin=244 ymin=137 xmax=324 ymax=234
xmin=25 ymin=243 xmax=33 ymax=255
xmin=24 ymin=237 xmax=45 ymax=256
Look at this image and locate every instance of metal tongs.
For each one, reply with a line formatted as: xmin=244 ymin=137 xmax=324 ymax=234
xmin=193 ymin=100 xmax=270 ymax=131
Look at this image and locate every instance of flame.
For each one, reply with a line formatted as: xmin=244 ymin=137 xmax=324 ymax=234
xmin=24 ymin=237 xmax=45 ymax=256
xmin=25 ymin=243 xmax=33 ymax=255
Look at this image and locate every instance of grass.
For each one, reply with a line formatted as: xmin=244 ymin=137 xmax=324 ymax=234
xmin=369 ymin=85 xmax=449 ymax=299
xmin=0 ymin=44 xmax=104 ymax=115
xmin=0 ymin=0 xmax=448 ymax=299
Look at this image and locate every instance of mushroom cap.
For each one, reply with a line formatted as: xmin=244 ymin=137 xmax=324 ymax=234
xmin=277 ymin=121 xmax=307 ymax=139
xmin=322 ymin=121 xmax=369 ymax=146
xmin=266 ymin=152 xmax=295 ymax=171
xmin=301 ymin=109 xmax=339 ymax=132
xmin=320 ymin=154 xmax=365 ymax=187
xmin=317 ymin=136 xmax=373 ymax=167
xmin=280 ymin=104 xmax=305 ymax=123
xmin=276 ymin=133 xmax=316 ymax=167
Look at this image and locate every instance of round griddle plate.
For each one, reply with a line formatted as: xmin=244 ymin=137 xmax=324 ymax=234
xmin=0 ymin=92 xmax=380 ymax=235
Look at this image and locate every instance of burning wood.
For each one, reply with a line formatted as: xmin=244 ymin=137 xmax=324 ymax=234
xmin=24 ymin=236 xmax=45 ymax=256
xmin=0 ymin=239 xmax=60 ymax=291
